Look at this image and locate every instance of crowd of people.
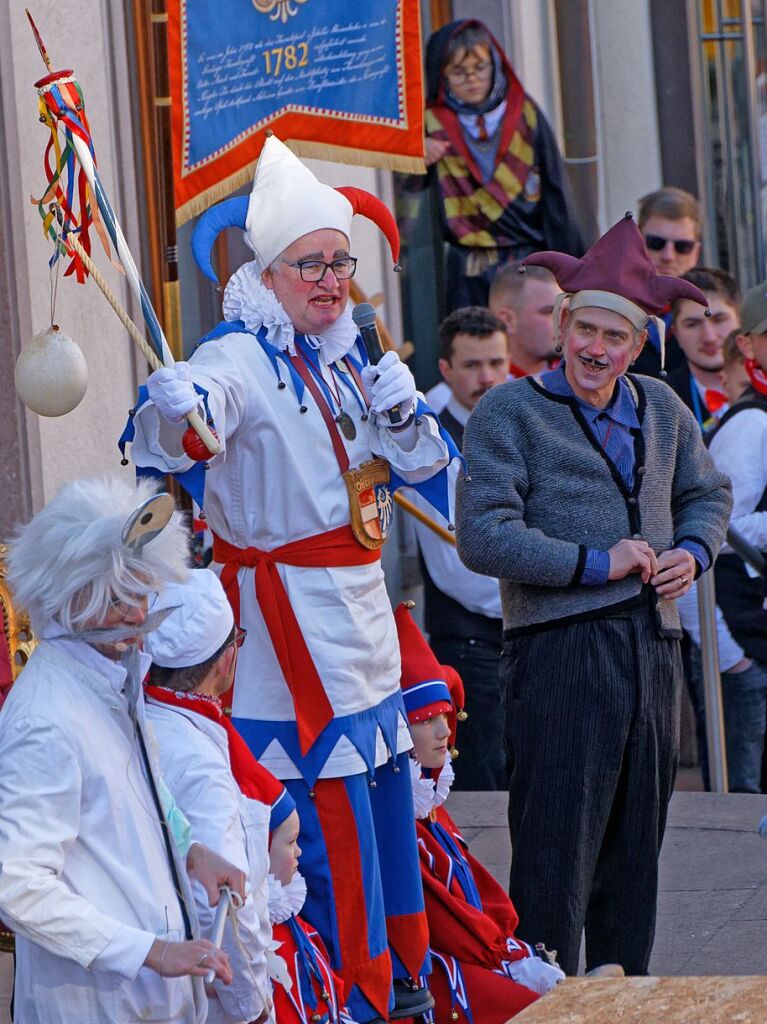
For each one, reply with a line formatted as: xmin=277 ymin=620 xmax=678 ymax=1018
xmin=0 ymin=15 xmax=760 ymax=1024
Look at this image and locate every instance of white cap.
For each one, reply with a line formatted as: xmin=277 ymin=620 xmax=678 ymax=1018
xmin=144 ymin=569 xmax=234 ymax=669
xmin=245 ymin=135 xmax=353 ymax=270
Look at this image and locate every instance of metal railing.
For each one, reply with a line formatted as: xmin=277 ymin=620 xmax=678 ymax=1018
xmin=697 ymin=526 xmax=765 ymax=793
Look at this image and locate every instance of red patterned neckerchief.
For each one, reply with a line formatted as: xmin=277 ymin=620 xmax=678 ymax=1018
xmin=144 ymin=685 xmax=283 ymax=803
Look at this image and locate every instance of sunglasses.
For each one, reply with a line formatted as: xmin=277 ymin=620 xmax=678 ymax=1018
xmin=644 ymin=234 xmax=697 ymax=255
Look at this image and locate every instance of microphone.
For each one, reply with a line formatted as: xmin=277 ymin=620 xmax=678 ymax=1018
xmin=758 ymin=814 xmax=767 ymax=839
xmin=352 ymin=302 xmax=402 ymax=424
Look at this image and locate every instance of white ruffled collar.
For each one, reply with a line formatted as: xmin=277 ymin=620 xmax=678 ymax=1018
xmin=223 ymin=260 xmax=359 ymax=363
xmin=268 ymin=871 xmax=308 ymax=924
xmin=409 ymin=753 xmax=455 ymax=819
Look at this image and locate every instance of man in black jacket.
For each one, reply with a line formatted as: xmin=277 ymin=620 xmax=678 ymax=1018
xmin=414 ymin=307 xmax=508 ymax=790
xmin=666 ymin=267 xmax=739 ymax=428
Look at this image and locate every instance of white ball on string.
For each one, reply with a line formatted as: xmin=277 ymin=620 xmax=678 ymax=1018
xmin=15 ymin=325 xmax=88 ymax=416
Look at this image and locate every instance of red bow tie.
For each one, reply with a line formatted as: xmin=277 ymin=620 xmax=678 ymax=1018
xmin=704 ymin=388 xmax=728 ymax=413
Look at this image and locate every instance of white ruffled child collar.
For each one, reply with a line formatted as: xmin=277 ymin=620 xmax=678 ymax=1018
xmin=268 ymin=871 xmax=308 ymax=924
xmin=222 ymin=260 xmax=359 ymax=364
xmin=409 ymin=753 xmax=455 ymax=819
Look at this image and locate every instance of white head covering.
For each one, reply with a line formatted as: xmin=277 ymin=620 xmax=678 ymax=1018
xmin=244 ymin=135 xmax=353 ymax=271
xmin=144 ymin=569 xmax=234 ymax=668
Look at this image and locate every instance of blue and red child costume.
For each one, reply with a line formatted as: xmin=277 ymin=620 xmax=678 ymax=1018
xmin=395 ymin=605 xmax=564 ymax=1022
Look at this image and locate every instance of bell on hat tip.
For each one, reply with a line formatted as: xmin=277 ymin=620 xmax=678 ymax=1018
xmin=393 ymin=262 xmax=402 ymax=273
xmin=265 ymin=128 xmax=273 ymax=138
xmin=404 ymin=599 xmax=416 ymax=609
xmin=704 ymin=306 xmax=712 ymax=318
xmin=450 ymin=746 xmax=459 ymax=761
xmin=624 ymin=210 xmax=633 ymax=219
xmin=518 ymin=265 xmax=526 ymax=274
xmin=451 ymin=1010 xmax=460 ymax=1020
xmin=15 ymin=325 xmax=88 ymax=416
xmin=457 ymin=709 xmax=468 ymax=721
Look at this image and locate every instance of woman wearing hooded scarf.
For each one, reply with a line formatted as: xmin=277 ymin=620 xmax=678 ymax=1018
xmin=420 ymin=19 xmax=584 ymax=309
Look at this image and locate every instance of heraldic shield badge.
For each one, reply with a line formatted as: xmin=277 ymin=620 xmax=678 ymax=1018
xmin=343 ymin=458 xmax=393 ymax=550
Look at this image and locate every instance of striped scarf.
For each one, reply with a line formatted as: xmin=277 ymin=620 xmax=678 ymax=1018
xmin=426 ymin=98 xmax=538 ymax=248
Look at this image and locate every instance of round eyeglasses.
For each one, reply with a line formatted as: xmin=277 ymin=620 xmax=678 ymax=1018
xmin=284 ymin=257 xmax=358 ymax=282
xmin=445 ymin=60 xmax=492 ymax=84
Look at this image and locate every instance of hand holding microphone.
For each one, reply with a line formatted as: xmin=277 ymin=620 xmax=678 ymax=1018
xmin=354 ymin=303 xmax=416 ymax=426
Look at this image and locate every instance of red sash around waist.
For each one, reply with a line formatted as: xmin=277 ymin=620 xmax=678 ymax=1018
xmin=213 ymin=526 xmax=381 ymax=756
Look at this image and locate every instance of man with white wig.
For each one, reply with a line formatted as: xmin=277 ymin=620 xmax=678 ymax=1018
xmin=0 ymin=475 xmax=247 ymax=1024
xmin=122 ymin=135 xmax=449 ymax=1022
xmin=143 ymin=568 xmax=274 ymax=1024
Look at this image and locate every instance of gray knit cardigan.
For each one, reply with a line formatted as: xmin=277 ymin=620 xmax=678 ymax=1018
xmin=456 ymin=373 xmax=733 ymax=635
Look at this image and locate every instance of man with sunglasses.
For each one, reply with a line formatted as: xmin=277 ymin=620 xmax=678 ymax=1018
xmin=126 ymin=136 xmax=450 ymax=1024
xmin=634 ymin=187 xmax=702 ymax=377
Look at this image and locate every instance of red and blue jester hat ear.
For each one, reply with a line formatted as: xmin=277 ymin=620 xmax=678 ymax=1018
xmin=191 ymin=196 xmax=249 ymax=284
xmin=336 ymin=186 xmax=401 ymax=270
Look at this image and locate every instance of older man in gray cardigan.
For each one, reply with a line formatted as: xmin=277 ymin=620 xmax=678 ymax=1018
xmin=457 ymin=215 xmax=732 ymax=978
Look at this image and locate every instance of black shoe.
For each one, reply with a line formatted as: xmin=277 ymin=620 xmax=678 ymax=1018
xmin=389 ymin=981 xmax=435 ymax=1020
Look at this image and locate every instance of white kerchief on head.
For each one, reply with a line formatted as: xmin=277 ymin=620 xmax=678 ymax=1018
xmin=245 ymin=135 xmax=353 ymax=271
xmin=144 ymin=568 xmax=234 ymax=668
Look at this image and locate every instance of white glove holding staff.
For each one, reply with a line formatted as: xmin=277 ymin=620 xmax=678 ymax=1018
xmin=360 ymin=350 xmax=417 ymax=424
xmin=147 ymin=362 xmax=200 ymax=422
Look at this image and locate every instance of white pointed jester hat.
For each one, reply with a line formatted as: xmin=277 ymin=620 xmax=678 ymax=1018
xmin=192 ymin=134 xmax=400 ymax=280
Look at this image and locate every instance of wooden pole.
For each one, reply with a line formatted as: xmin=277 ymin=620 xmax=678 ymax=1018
xmin=394 ymin=492 xmax=456 ymax=546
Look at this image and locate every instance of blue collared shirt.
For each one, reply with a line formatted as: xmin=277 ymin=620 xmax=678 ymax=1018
xmin=541 ymin=365 xmax=710 ymax=585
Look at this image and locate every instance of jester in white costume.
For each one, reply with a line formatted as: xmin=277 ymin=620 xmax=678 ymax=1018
xmin=123 ymin=136 xmax=454 ymax=1023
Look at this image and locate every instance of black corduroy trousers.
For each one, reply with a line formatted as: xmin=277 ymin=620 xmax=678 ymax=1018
xmin=502 ymin=608 xmax=682 ymax=975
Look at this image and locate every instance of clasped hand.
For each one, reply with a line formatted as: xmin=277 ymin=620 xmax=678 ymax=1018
xmin=607 ymin=539 xmax=695 ymax=599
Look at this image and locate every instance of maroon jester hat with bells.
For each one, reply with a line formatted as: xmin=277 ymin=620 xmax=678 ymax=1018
xmin=522 ymin=213 xmax=709 ymax=372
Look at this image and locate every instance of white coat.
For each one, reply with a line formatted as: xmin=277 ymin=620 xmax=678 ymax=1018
xmin=0 ymin=638 xmax=205 ymax=1024
xmin=146 ymin=697 xmax=272 ymax=1024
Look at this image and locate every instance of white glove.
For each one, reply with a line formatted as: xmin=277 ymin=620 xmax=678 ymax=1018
xmin=360 ymin=350 xmax=417 ymax=423
xmin=507 ymin=956 xmax=565 ymax=995
xmin=146 ymin=362 xmax=199 ymax=422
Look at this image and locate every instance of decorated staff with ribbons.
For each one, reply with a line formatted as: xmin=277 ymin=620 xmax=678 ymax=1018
xmin=123 ymin=135 xmax=454 ymax=1024
xmin=457 ymin=215 xmax=733 ymax=976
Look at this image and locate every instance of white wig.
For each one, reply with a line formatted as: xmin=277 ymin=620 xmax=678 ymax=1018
xmin=6 ymin=475 xmax=190 ymax=635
